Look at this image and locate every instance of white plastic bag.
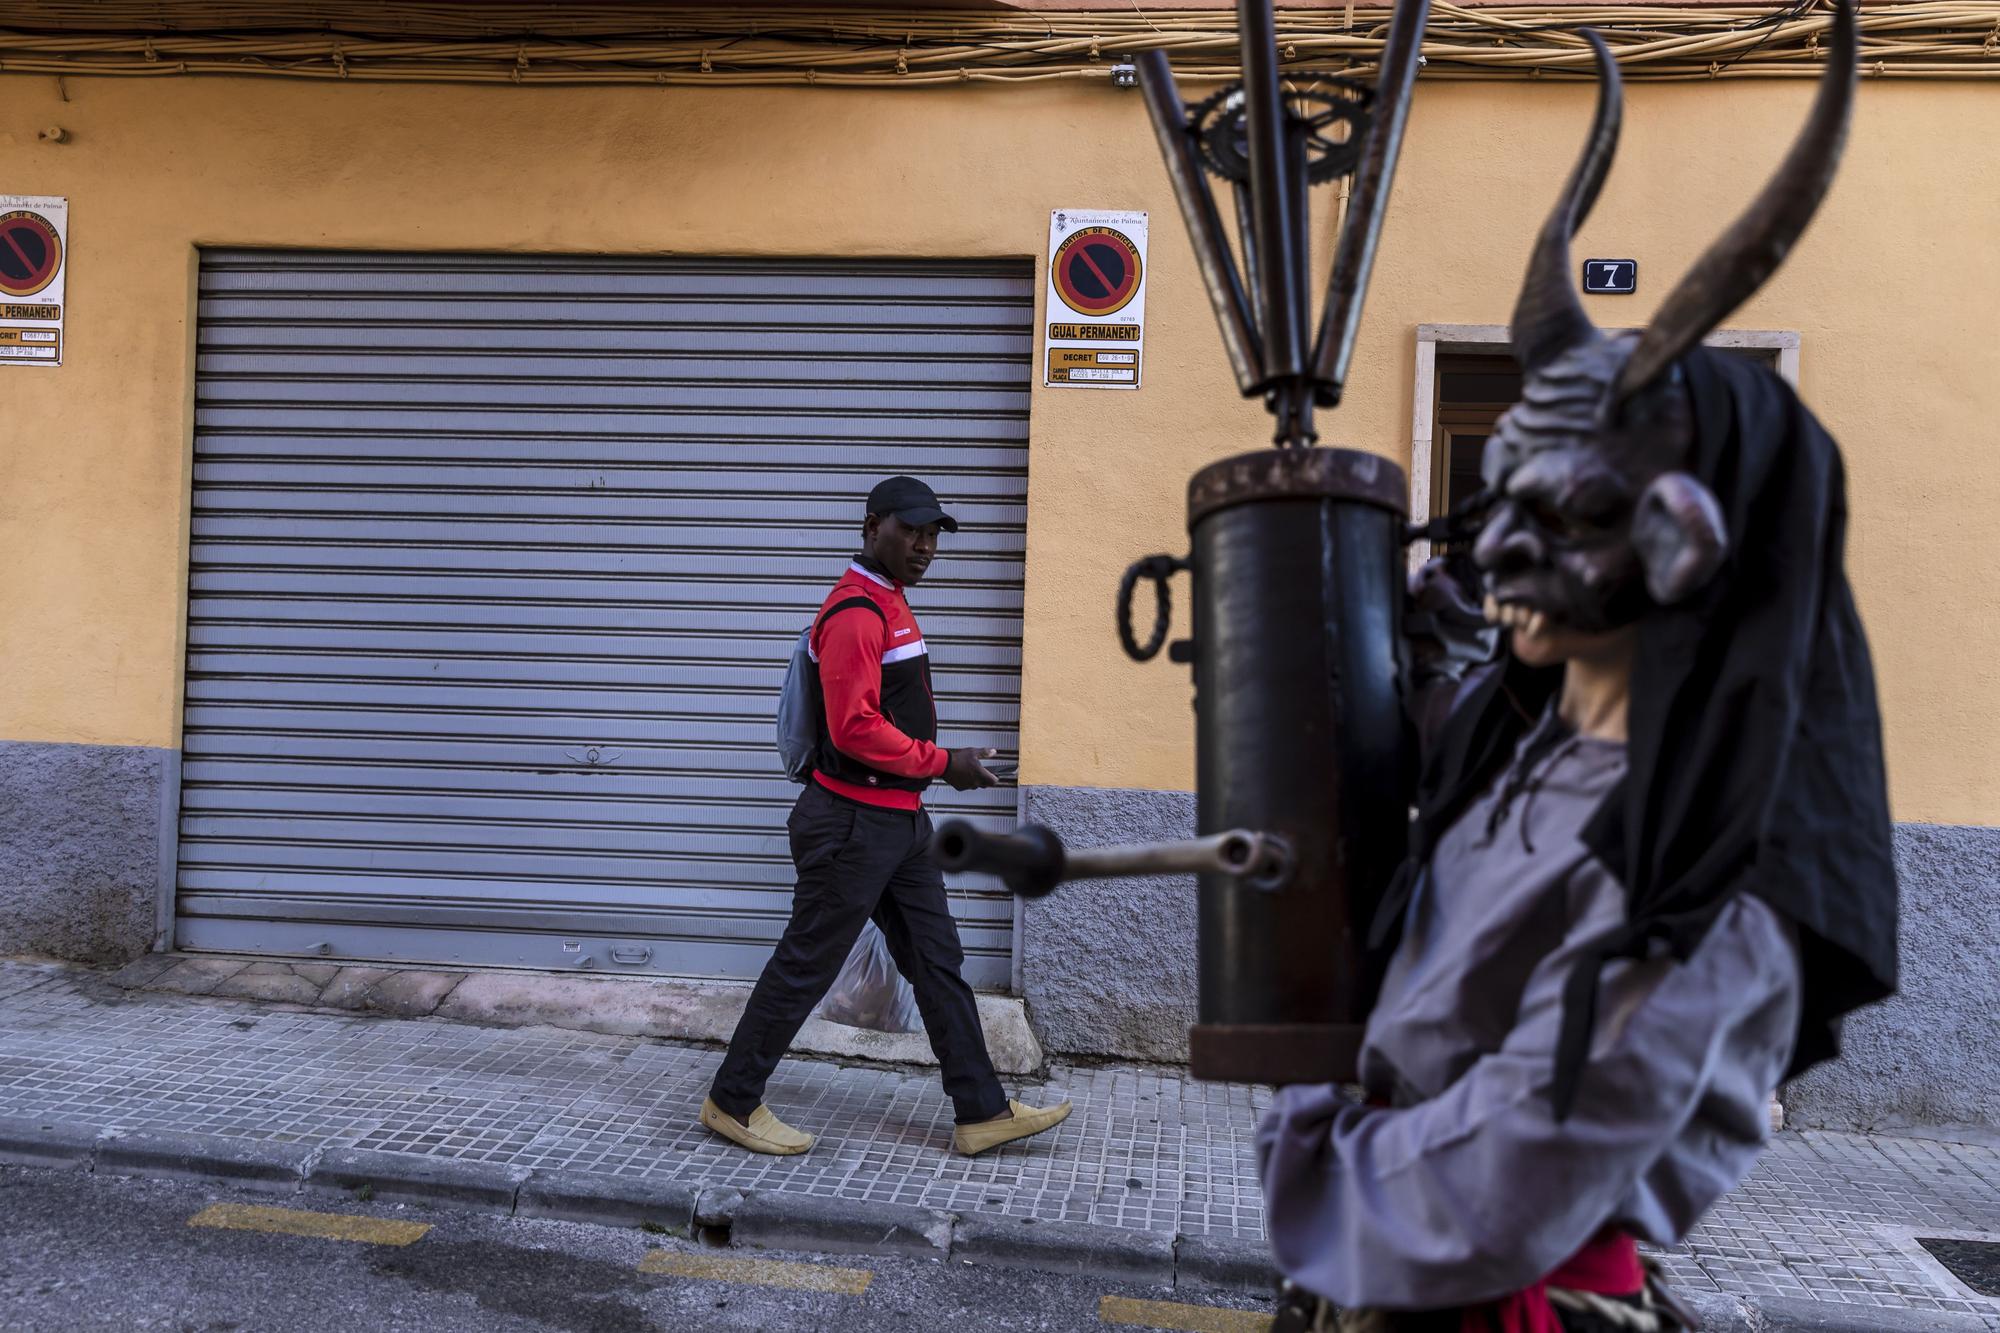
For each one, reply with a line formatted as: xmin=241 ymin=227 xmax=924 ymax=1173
xmin=814 ymin=922 xmax=922 ymax=1033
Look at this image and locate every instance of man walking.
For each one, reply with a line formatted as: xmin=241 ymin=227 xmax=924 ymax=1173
xmin=702 ymin=476 xmax=1071 ymax=1157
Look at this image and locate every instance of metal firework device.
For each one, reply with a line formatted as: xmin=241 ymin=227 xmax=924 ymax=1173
xmin=937 ymin=0 xmax=1432 ymax=1086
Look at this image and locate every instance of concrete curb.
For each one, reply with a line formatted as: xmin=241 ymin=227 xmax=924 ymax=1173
xmin=1684 ymin=1288 xmax=1995 ymax=1333
xmin=0 ymin=1116 xmax=101 ymax=1170
xmin=731 ymin=1191 xmax=952 ymax=1260
xmin=694 ymin=1185 xmax=744 ymax=1231
xmin=304 ymin=1146 xmax=531 ymax=1210
xmin=1174 ymin=1231 xmax=1277 ymax=1293
xmin=2 ymin=1124 xmax=1990 ymax=1331
xmin=952 ymin=1211 xmax=1176 ymax=1284
xmin=96 ymin=1129 xmax=313 ymax=1193
xmin=516 ymin=1170 xmax=699 ymax=1234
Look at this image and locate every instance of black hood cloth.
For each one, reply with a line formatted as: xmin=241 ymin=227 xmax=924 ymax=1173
xmin=1374 ymin=346 xmax=1899 ymax=1120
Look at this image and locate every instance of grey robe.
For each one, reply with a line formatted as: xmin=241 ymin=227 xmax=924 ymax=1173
xmin=1256 ymin=713 xmax=1802 ymax=1309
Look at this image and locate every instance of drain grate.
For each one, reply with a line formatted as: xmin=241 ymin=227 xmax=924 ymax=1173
xmin=1919 ymin=1238 xmax=2000 ymax=1298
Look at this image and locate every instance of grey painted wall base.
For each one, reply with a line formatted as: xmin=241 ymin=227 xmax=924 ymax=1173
xmin=1020 ymin=785 xmax=1999 ymax=1133
xmin=1785 ymin=822 xmax=2000 ymax=1134
xmin=1020 ymin=785 xmax=1197 ymax=1064
xmin=0 ymin=740 xmax=168 ymax=965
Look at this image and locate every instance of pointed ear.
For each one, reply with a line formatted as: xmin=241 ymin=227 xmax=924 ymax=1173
xmin=1632 ymin=471 xmax=1728 ymax=605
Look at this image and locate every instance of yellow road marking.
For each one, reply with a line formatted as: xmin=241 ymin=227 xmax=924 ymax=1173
xmin=1099 ymin=1294 xmax=1274 ymax=1333
xmin=637 ymin=1249 xmax=873 ymax=1295
xmin=187 ymin=1203 xmax=431 ymax=1247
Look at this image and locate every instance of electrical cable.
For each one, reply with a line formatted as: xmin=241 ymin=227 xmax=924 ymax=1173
xmin=0 ymin=2 xmax=1993 ymax=85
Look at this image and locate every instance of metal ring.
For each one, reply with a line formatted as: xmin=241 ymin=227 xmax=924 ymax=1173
xmin=1116 ymin=554 xmax=1187 ymax=661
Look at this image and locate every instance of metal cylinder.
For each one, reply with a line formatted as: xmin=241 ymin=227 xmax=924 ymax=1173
xmin=1185 ymin=447 xmax=1409 ymax=1085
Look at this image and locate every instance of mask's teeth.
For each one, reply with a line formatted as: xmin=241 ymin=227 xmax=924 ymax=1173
xmin=1482 ymin=594 xmax=1503 ymax=625
xmin=1525 ymin=610 xmax=1548 ymax=640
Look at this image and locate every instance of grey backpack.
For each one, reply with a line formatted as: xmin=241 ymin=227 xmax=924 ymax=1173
xmin=775 ymin=596 xmax=881 ymax=783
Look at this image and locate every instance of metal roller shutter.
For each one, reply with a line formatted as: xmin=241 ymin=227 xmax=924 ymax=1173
xmin=175 ymin=250 xmax=1032 ymax=987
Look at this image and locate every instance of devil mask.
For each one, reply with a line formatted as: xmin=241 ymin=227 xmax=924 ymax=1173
xmin=1472 ymin=7 xmax=1857 ymax=633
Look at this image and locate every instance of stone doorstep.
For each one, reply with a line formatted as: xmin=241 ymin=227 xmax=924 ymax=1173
xmin=6 ymin=1118 xmax=1986 ymax=1332
xmin=108 ymin=952 xmax=1045 ymax=1076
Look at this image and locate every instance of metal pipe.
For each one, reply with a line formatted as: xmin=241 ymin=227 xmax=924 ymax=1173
xmin=1231 ymin=180 xmax=1264 ymax=343
xmin=1284 ymin=117 xmax=1318 ymax=447
xmin=1136 ymin=50 xmax=1264 ymax=396
xmin=1069 ymin=830 xmax=1291 ymax=887
xmin=1310 ymin=0 xmax=1432 ymax=405
xmin=1236 ymin=0 xmax=1307 ymax=382
xmin=933 ymin=819 xmax=1293 ymax=899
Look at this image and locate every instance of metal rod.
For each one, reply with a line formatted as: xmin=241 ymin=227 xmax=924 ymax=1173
xmin=1135 ymin=51 xmax=1264 ymax=396
xmin=1285 ymin=118 xmax=1318 ymax=447
xmin=1068 ymin=831 xmax=1291 ymax=885
xmin=1310 ymin=0 xmax=1432 ymax=405
xmin=1237 ymin=0 xmax=1307 ymax=383
xmin=1231 ymin=179 xmax=1265 ymax=344
xmin=933 ymin=819 xmax=1293 ymax=899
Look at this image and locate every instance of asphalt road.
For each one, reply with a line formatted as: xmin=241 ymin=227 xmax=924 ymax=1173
xmin=0 ymin=1166 xmax=1277 ymax=1333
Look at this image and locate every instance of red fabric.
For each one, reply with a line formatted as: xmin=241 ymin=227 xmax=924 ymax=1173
xmin=1462 ymin=1231 xmax=1644 ymax=1333
xmin=813 ymin=769 xmax=923 ymax=812
xmin=812 ymin=571 xmax=947 ymax=787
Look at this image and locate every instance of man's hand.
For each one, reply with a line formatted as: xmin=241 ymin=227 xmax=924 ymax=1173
xmin=943 ymin=747 xmax=1001 ymax=791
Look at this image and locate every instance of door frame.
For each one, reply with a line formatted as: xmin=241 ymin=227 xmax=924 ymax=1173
xmin=1408 ymin=322 xmax=1800 ymax=565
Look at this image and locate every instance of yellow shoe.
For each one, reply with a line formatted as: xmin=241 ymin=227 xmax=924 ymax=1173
xmin=700 ymin=1097 xmax=814 ymax=1156
xmin=952 ymin=1098 xmax=1073 ymax=1157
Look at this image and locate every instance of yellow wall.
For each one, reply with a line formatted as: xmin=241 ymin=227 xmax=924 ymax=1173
xmin=0 ymin=73 xmax=1993 ymax=824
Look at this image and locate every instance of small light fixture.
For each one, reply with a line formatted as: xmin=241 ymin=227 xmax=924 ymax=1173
xmin=1111 ymin=62 xmax=1138 ymax=88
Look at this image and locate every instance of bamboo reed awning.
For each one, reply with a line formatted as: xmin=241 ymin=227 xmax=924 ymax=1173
xmin=1 ymin=2 xmax=1996 ymax=85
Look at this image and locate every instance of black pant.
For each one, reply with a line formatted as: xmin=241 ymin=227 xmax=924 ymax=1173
xmin=709 ymin=783 xmax=1008 ymax=1125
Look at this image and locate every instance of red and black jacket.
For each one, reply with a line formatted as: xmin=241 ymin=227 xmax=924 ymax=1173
xmin=807 ymin=557 xmax=948 ymax=811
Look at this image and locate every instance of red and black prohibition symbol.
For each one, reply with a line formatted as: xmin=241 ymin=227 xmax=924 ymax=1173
xmin=1051 ymin=226 xmax=1142 ymax=318
xmin=0 ymin=211 xmax=62 ymax=298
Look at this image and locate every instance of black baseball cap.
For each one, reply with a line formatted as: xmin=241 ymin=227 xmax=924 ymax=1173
xmin=866 ymin=475 xmax=959 ymax=533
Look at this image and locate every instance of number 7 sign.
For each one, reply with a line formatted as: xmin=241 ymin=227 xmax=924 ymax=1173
xmin=1582 ymin=259 xmax=1638 ymax=294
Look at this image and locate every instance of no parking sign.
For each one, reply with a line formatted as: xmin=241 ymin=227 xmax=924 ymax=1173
xmin=0 ymin=194 xmax=67 ymax=367
xmin=1044 ymin=209 xmax=1147 ymax=390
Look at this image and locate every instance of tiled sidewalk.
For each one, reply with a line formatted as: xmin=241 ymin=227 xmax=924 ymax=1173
xmin=0 ymin=959 xmax=1995 ymax=1326
xmin=0 ymin=960 xmax=1267 ymax=1239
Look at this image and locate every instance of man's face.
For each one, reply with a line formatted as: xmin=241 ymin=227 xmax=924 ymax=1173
xmin=865 ymin=514 xmax=941 ymax=586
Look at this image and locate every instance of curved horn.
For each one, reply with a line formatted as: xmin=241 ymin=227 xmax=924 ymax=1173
xmin=1613 ymin=0 xmax=1858 ymax=401
xmin=1511 ymin=29 xmax=1624 ymax=372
